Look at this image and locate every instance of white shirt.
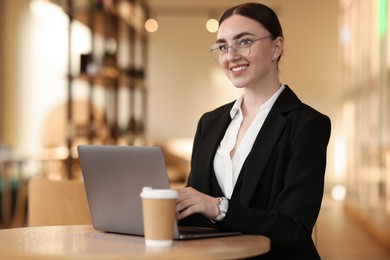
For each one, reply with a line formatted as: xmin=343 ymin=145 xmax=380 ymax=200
xmin=213 ymin=85 xmax=285 ymax=199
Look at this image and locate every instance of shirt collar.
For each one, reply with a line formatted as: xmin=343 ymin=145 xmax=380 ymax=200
xmin=230 ymin=96 xmax=243 ymax=119
xmin=229 ymin=84 xmax=286 ymax=119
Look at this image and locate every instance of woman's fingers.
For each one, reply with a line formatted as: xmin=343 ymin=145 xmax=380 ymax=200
xmin=175 ymin=187 xmax=219 ymax=220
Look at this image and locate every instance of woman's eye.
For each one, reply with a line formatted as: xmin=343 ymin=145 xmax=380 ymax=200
xmin=218 ymin=44 xmax=228 ymax=52
xmin=238 ymin=39 xmax=252 ymax=46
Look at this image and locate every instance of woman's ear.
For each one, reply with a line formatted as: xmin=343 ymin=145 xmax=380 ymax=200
xmin=272 ymin=36 xmax=284 ymax=60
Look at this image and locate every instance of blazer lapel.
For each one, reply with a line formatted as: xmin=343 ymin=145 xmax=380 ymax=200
xmin=193 ymin=104 xmax=233 ymax=194
xmin=240 ymin=114 xmax=287 ymax=204
xmin=240 ymin=86 xmax=301 ymax=205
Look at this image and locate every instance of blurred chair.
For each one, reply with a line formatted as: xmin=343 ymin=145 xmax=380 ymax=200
xmin=0 ymin=150 xmax=28 ymax=228
xmin=28 ymin=178 xmax=91 ymax=226
xmin=163 ymin=138 xmax=192 ymax=188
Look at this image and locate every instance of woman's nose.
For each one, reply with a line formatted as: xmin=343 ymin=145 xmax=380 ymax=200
xmin=225 ymin=47 xmax=240 ymax=61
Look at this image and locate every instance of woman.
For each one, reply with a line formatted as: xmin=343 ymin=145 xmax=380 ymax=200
xmin=176 ymin=2 xmax=331 ymax=259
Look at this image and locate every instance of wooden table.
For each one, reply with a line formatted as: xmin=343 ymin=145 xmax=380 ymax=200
xmin=0 ymin=225 xmax=270 ymax=259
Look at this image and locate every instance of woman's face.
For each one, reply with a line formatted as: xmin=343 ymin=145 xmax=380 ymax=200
xmin=216 ymin=14 xmax=282 ymax=89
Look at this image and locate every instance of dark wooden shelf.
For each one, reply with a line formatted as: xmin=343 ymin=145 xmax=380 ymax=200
xmin=63 ymin=0 xmax=150 ymax=179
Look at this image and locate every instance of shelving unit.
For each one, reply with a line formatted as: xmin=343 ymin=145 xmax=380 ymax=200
xmin=339 ymin=0 xmax=390 ymax=252
xmin=61 ymin=0 xmax=149 ymax=178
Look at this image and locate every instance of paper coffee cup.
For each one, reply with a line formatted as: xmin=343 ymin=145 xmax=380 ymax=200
xmin=140 ymin=187 xmax=178 ymax=247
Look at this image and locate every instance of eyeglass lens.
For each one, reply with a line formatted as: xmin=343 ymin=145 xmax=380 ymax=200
xmin=210 ymin=40 xmax=251 ymax=62
xmin=210 ymin=35 xmax=272 ymax=62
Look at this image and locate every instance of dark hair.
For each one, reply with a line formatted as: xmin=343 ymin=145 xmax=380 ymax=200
xmin=219 ymin=2 xmax=284 ymax=40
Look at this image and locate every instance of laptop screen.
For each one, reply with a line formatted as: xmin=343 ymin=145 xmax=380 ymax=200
xmin=78 ymin=145 xmax=171 ymax=236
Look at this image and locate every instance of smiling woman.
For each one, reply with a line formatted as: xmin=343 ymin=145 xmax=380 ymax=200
xmin=175 ymin=3 xmax=331 ymax=260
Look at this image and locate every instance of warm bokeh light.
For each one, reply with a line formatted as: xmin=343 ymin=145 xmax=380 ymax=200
xmin=206 ymin=18 xmax=219 ymax=33
xmin=145 ymin=18 xmax=158 ymax=33
xmin=331 ymin=184 xmax=347 ymax=201
xmin=30 ymin=0 xmax=62 ymax=16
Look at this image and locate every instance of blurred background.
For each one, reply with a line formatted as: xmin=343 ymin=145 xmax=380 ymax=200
xmin=0 ymin=0 xmax=389 ymax=259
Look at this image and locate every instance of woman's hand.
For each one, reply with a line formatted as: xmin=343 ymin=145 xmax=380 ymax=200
xmin=176 ymin=187 xmax=219 ymax=221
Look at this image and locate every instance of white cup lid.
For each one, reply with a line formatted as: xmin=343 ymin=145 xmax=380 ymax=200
xmin=140 ymin=187 xmax=178 ymax=199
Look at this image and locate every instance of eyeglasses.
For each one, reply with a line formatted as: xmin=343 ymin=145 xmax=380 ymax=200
xmin=209 ymin=35 xmax=272 ymax=62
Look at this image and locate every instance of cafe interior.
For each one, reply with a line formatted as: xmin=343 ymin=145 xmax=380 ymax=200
xmin=0 ymin=0 xmax=390 ymax=259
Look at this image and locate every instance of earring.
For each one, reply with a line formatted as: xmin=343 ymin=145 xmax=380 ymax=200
xmin=272 ymin=55 xmax=277 ymax=60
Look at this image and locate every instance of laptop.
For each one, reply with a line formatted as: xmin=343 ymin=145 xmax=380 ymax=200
xmin=77 ymin=145 xmax=241 ymax=239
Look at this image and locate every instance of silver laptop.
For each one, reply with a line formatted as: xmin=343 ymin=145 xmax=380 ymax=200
xmin=78 ymin=145 xmax=241 ymax=239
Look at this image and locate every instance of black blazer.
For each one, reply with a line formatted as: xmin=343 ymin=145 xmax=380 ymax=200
xmin=179 ymin=86 xmax=331 ymax=259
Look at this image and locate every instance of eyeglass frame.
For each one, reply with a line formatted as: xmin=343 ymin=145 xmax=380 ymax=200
xmin=209 ymin=35 xmax=273 ymax=62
